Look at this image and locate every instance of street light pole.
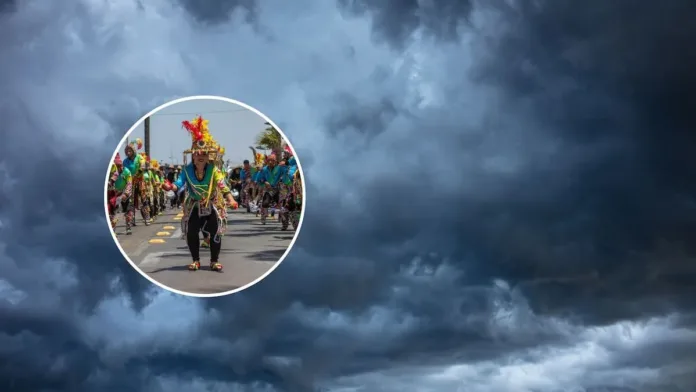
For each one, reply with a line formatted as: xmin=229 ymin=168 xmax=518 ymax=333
xmin=144 ymin=116 xmax=151 ymax=158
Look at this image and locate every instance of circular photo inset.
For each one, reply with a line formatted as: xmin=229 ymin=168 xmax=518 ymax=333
xmin=104 ymin=96 xmax=305 ymax=297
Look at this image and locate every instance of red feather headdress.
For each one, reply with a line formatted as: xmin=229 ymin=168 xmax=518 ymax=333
xmin=182 ymin=116 xmax=204 ymax=141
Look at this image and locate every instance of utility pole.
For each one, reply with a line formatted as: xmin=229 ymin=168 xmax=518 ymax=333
xmin=144 ymin=116 xmax=151 ymax=158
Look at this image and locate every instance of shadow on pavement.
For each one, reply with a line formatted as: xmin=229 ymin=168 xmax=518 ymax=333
xmin=248 ymin=249 xmax=285 ymax=262
xmin=227 ymin=218 xmax=259 ymax=225
xmin=224 ymin=230 xmax=290 ymax=238
xmin=172 ymin=247 xmax=247 ymax=257
xmin=149 ymin=265 xmax=194 ymax=273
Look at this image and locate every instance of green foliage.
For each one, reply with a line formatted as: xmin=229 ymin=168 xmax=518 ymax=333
xmin=255 ymin=122 xmax=283 ymax=156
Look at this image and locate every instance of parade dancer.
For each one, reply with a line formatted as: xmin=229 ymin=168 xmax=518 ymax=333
xmin=257 ymin=154 xmax=287 ymax=225
xmin=150 ymin=160 xmax=165 ymax=216
xmin=159 ymin=169 xmax=167 ymax=210
xmin=291 ymin=169 xmax=303 ymax=230
xmin=107 ymin=156 xmax=121 ymax=229
xmin=108 ymin=161 xmax=119 ymax=229
xmin=122 ymin=140 xmax=151 ymax=226
xmin=279 ymin=145 xmax=299 ymax=230
xmin=162 ymin=116 xmax=238 ymax=272
xmin=156 ymin=165 xmax=167 ymax=212
xmin=202 ymin=147 xmax=227 ymax=249
xmin=252 ymin=163 xmax=263 ymax=215
xmin=214 ymin=147 xmax=229 ymax=232
xmin=248 ymin=148 xmax=267 ymax=215
xmin=278 ymin=162 xmax=292 ymax=230
xmin=167 ymin=165 xmax=178 ymax=208
xmin=149 ymin=160 xmax=159 ymax=216
xmin=142 ymin=156 xmax=157 ymax=221
xmin=108 ymin=153 xmax=135 ymax=234
xmin=239 ymin=159 xmax=256 ymax=212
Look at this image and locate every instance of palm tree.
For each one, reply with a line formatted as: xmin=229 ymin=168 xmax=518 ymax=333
xmin=255 ymin=122 xmax=283 ymax=158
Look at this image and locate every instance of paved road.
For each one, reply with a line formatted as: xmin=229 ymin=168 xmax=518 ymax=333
xmin=112 ymin=206 xmax=295 ymax=295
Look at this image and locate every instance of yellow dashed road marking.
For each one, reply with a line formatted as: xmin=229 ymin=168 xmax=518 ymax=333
xmin=149 ymin=239 xmax=166 ymax=244
xmin=156 ymin=231 xmax=171 ymax=236
xmin=163 ymin=225 xmax=176 ymax=230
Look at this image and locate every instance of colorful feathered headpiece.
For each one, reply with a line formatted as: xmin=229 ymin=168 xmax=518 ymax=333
xmin=283 ymin=144 xmax=293 ymax=156
xmin=151 ymin=159 xmax=160 ymax=170
xmin=182 ymin=115 xmax=217 ymax=154
xmin=125 ymin=141 xmax=137 ymax=154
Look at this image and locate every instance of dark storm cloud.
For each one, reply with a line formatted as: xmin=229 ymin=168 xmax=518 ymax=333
xmin=174 ymin=0 xmax=257 ymax=25
xmin=335 ymin=0 xmax=696 ymax=326
xmin=166 ymin=0 xmax=696 ymax=388
xmin=1 ymin=0 xmax=694 ymax=391
xmin=337 ymin=0 xmax=474 ymax=49
xmin=0 ymin=98 xmax=154 ymax=311
xmin=0 ymin=0 xmax=15 ymax=14
xmin=325 ymin=93 xmax=398 ymax=139
xmin=0 ymin=303 xmax=103 ymax=391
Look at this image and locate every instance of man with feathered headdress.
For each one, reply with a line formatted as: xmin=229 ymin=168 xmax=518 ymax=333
xmin=162 ymin=116 xmax=238 ymax=272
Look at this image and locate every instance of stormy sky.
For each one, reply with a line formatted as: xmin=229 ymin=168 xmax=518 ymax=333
xmin=0 ymin=0 xmax=694 ymax=391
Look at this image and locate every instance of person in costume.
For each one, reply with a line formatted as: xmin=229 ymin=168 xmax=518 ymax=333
xmin=278 ymin=146 xmax=300 ymax=230
xmin=162 ymin=116 xmax=238 ymax=272
xmin=153 ymin=163 xmax=166 ymax=213
xmin=175 ymin=166 xmax=184 ymax=208
xmin=145 ymin=158 xmax=157 ymax=218
xmin=107 ymin=160 xmax=119 ymax=228
xmin=140 ymin=155 xmax=157 ymax=222
xmin=149 ymin=159 xmax=165 ymax=217
xmin=108 ymin=153 xmax=135 ymax=234
xmin=291 ymin=168 xmax=303 ymax=229
xmin=166 ymin=164 xmax=179 ymax=208
xmin=158 ymin=166 xmax=167 ymax=211
xmin=228 ymin=166 xmax=241 ymax=191
xmin=107 ymin=155 xmax=122 ymax=229
xmin=257 ymin=154 xmax=288 ymax=224
xmin=122 ymin=140 xmax=151 ymax=225
xmin=239 ymin=159 xmax=256 ymax=212
xmin=201 ymin=146 xmax=227 ymax=249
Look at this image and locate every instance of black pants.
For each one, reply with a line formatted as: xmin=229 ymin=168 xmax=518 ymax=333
xmin=186 ymin=206 xmax=221 ymax=262
xmin=177 ymin=191 xmax=185 ymax=208
xmin=151 ymin=196 xmax=159 ymax=216
xmin=286 ymin=195 xmax=297 ymax=212
xmin=262 ymin=189 xmax=279 ymax=208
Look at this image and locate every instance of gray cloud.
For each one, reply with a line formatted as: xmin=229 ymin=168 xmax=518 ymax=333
xmin=175 ymin=0 xmax=257 ymax=25
xmin=0 ymin=0 xmax=693 ymax=391
xmin=337 ymin=0 xmax=474 ymax=50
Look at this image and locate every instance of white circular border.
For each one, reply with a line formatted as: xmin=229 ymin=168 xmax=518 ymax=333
xmin=103 ymin=95 xmax=307 ymax=298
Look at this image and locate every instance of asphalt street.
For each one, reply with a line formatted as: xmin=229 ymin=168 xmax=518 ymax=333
xmin=112 ymin=206 xmax=295 ymax=295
